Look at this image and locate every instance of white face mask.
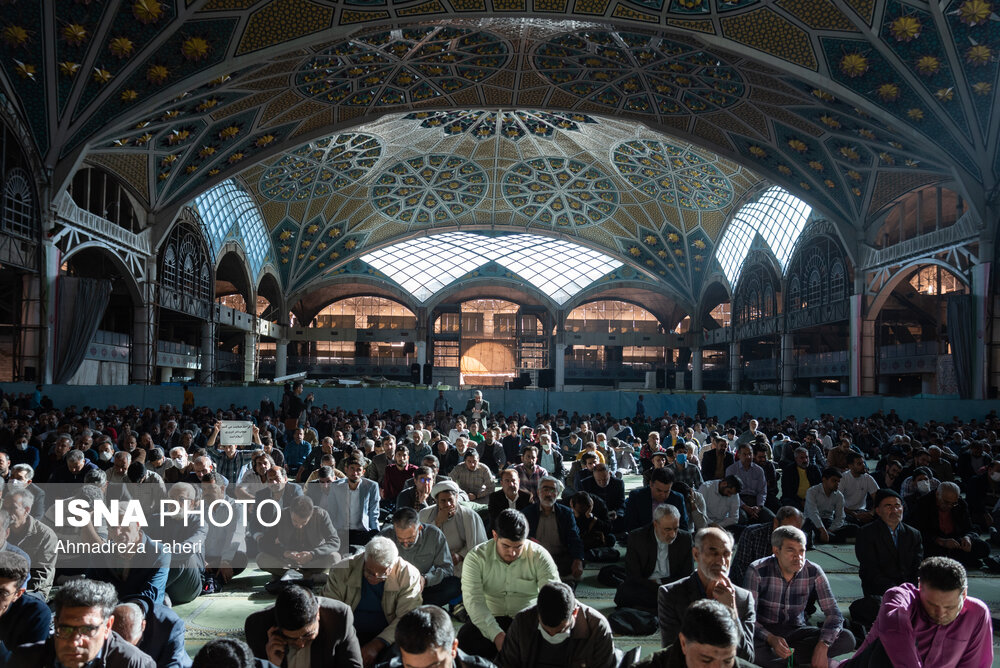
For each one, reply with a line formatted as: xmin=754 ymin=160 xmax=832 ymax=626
xmin=99 ymin=450 xmax=113 ymax=461
xmin=173 ymin=457 xmax=186 ymax=468
xmin=537 ymin=622 xmax=572 ymax=645
xmin=990 ymin=472 xmax=1000 ymax=483
xmin=916 ymin=480 xmax=931 ymax=494
xmin=16 ymin=440 xmax=28 ymax=451
xmin=540 ymin=441 xmax=551 ymax=452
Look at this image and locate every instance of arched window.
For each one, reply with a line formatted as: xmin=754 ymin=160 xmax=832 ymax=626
xmin=160 ymin=222 xmax=212 ymax=303
xmin=733 ymin=254 xmax=779 ymax=326
xmin=192 ymin=179 xmax=272 ymax=280
xmin=784 ymin=226 xmax=851 ymax=313
xmin=716 ymin=186 xmax=812 ymax=286
xmin=1 ymin=168 xmax=35 ymax=239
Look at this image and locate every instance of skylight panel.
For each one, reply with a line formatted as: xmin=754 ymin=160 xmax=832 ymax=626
xmin=193 ymin=179 xmax=274 ymax=280
xmin=361 ymin=232 xmax=622 ymax=304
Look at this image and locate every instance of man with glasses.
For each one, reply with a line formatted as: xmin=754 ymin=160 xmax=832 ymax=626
xmin=380 ymin=507 xmax=460 ymax=607
xmin=246 ymin=584 xmax=362 ymax=668
xmin=850 ymin=489 xmax=923 ymax=630
xmin=323 ymin=536 xmax=423 ymax=667
xmin=395 ymin=466 xmax=436 ymax=511
xmin=8 ymin=578 xmax=154 ymax=668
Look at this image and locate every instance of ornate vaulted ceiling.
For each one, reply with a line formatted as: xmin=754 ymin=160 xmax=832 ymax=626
xmin=2 ymin=0 xmax=996 ymax=307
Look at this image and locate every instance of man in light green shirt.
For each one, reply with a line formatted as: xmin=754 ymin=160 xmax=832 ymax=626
xmin=458 ymin=508 xmax=559 ymax=661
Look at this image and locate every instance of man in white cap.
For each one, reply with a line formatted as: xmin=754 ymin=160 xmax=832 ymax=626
xmin=419 ymin=480 xmax=487 ymax=576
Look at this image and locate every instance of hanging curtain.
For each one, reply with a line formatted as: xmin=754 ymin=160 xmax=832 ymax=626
xmin=946 ymin=293 xmax=974 ymax=399
xmin=54 ymin=276 xmax=112 ymax=384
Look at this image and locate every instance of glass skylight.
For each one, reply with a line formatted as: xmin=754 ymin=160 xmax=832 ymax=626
xmin=193 ymin=179 xmax=272 ymax=280
xmin=716 ymin=186 xmax=812 ymax=286
xmin=361 ymin=232 xmax=622 ymax=304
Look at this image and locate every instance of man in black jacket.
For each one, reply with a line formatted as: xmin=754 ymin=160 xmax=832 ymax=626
xmin=487 ymin=469 xmax=531 ymax=528
xmin=616 ymin=504 xmax=692 ymax=611
xmin=581 ymin=463 xmax=626 ymax=530
xmin=245 ymin=585 xmax=363 ymax=668
xmin=700 ymin=437 xmax=735 ymax=482
xmin=780 ymin=447 xmax=823 ymax=510
xmin=850 ymin=489 xmax=923 ymax=628
xmin=910 ymin=482 xmax=990 ymax=567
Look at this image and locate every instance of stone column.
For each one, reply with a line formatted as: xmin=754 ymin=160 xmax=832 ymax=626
xmin=691 ymin=347 xmax=703 ymax=392
xmin=781 ymin=332 xmax=795 ymax=395
xmin=971 ymin=262 xmax=991 ymax=399
xmin=275 ymin=338 xmax=288 ymax=378
xmin=729 ymin=341 xmax=741 ymax=392
xmin=199 ymin=320 xmax=216 ymax=386
xmin=244 ymin=331 xmax=256 ymax=383
xmin=554 ymin=342 xmax=566 ymax=391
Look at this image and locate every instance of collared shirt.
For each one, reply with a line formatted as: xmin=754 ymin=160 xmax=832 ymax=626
xmin=854 ymin=583 xmax=993 ymax=668
xmin=538 ymin=448 xmax=556 ymax=475
xmin=888 ymin=523 xmax=901 ymax=547
xmin=804 ymin=485 xmax=846 ymax=531
xmin=450 ymin=463 xmax=494 ymax=498
xmin=699 ymin=480 xmax=740 ymax=527
xmin=514 ymin=463 xmax=547 ymax=499
xmin=745 ymin=555 xmax=844 ymax=646
xmin=725 ymin=461 xmax=767 ymax=506
xmin=461 ymin=538 xmax=560 ymax=643
xmin=650 ymin=533 xmax=672 ymax=581
xmin=672 ymin=461 xmax=703 ymax=489
xmin=729 ymin=522 xmax=771 ymax=588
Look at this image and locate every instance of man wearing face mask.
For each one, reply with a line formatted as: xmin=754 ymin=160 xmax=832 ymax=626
xmin=966 ymin=460 xmax=1000 ymax=532
xmin=667 ymin=444 xmax=703 ymax=489
xmin=7 ymin=432 xmax=39 ymax=472
xmin=497 ymin=581 xmax=616 ymax=668
xmin=164 ymin=447 xmax=192 ymax=483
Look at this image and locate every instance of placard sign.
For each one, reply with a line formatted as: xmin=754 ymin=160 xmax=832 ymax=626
xmin=219 ymin=420 xmax=253 ymax=446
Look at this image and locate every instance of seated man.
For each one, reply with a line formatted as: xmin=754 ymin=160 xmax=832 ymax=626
xmin=147 ymin=482 xmax=207 ymax=605
xmin=746 ymin=525 xmax=855 ymax=668
xmin=395 ymin=466 xmax=435 ymax=511
xmin=635 ymin=599 xmax=758 ymax=668
xmin=910 ymin=481 xmax=991 ymax=567
xmin=730 ymin=506 xmax=803 ymax=588
xmin=966 ymin=460 xmax=1000 ymax=530
xmin=726 ymin=444 xmax=774 ymax=525
xmin=0 ymin=552 xmax=51 ymax=663
xmin=850 ymin=488 xmax=923 ymax=630
xmin=322 ymin=536 xmax=423 ymax=667
xmin=377 ymin=605 xmax=494 ymax=668
xmin=201 ymin=472 xmax=247 ymax=588
xmin=804 ymin=467 xmax=858 ymax=545
xmin=258 ymin=495 xmax=340 ymax=591
xmin=840 ymin=452 xmax=880 ymax=526
xmin=498 ymin=581 xmax=616 ymax=668
xmin=487 ymin=468 xmax=531 ymax=528
xmin=418 ymin=480 xmax=487 ymax=576
xmin=191 ymin=638 xmax=266 ymax=668
xmin=112 ymin=600 xmax=191 ymax=668
xmin=657 ymin=527 xmax=756 ymax=663
xmin=380 ymin=507 xmax=461 ymax=607
xmin=522 ymin=476 xmax=585 ymax=580
xmin=580 ymin=463 xmax=625 ymax=531
xmin=245 ymin=584 xmax=363 ymax=668
xmin=615 ymin=504 xmax=692 ymax=611
xmin=382 ymin=448 xmax=418 ymax=507
xmin=329 ymin=455 xmax=381 ymax=548
xmin=2 ymin=488 xmax=57 ymax=598
xmin=699 ymin=475 xmax=742 ymax=529
xmin=458 ymin=509 xmax=559 ymax=661
xmin=514 ymin=446 xmax=548 ymax=501
xmin=8 ymin=578 xmax=154 ymax=668
xmin=625 ymin=467 xmax=688 ymax=532
xmin=780 ymin=447 xmax=822 ymax=511
xmin=449 ymin=450 xmax=494 ymax=502
xmin=90 ymin=518 xmax=170 ymax=605
xmin=844 ymin=556 xmax=993 ymax=668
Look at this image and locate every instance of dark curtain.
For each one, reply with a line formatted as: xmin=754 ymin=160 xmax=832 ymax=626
xmin=947 ymin=293 xmax=975 ymax=399
xmin=54 ymin=276 xmax=112 ymax=384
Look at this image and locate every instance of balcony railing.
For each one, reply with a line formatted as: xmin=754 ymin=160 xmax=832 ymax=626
xmin=859 ymin=209 xmax=980 ymax=270
xmin=54 ymin=191 xmax=150 ymax=253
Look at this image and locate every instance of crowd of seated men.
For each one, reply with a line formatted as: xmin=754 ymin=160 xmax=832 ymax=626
xmin=0 ymin=383 xmax=996 ymax=667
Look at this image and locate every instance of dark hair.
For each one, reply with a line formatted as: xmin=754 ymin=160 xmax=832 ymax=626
xmin=494 ymin=509 xmax=529 ymax=541
xmin=316 ymin=465 xmax=333 ymax=480
xmin=193 ymin=638 xmax=256 ymax=668
xmin=679 ymin=599 xmax=739 ymax=648
xmin=672 ymin=481 xmax=691 ymax=497
xmin=392 ymin=506 xmax=420 ymax=528
xmin=580 ymin=451 xmax=598 ymax=464
xmin=821 ymin=467 xmax=843 ymax=479
xmin=414 ymin=465 xmax=433 ymax=480
xmin=570 ymin=491 xmax=593 ymax=510
xmin=846 ymin=452 xmax=863 ymax=466
xmin=273 ymin=585 xmax=319 ymax=631
xmin=752 ymin=443 xmax=768 ymax=455
xmin=289 ymin=495 xmax=314 ymax=518
xmin=395 ymin=605 xmax=455 ymax=654
xmin=537 ymin=582 xmax=575 ymax=627
xmin=919 ymin=556 xmax=967 ymax=592
xmin=201 ymin=472 xmax=219 ymax=484
xmin=53 ymin=579 xmax=118 ymax=620
xmin=722 ymin=475 xmax=743 ymax=493
xmin=649 ymin=467 xmax=676 ymax=485
xmin=0 ymin=551 xmax=29 ymax=586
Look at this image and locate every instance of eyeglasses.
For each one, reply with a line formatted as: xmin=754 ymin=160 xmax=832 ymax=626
xmin=364 ymin=565 xmax=390 ymax=581
xmin=55 ymin=624 xmax=103 ymax=639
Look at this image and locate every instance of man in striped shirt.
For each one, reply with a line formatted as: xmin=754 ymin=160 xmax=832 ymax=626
xmin=745 ymin=525 xmax=855 ymax=667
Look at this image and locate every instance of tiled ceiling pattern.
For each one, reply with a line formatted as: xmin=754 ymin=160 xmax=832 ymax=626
xmin=1 ymin=1 xmax=994 ymax=305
